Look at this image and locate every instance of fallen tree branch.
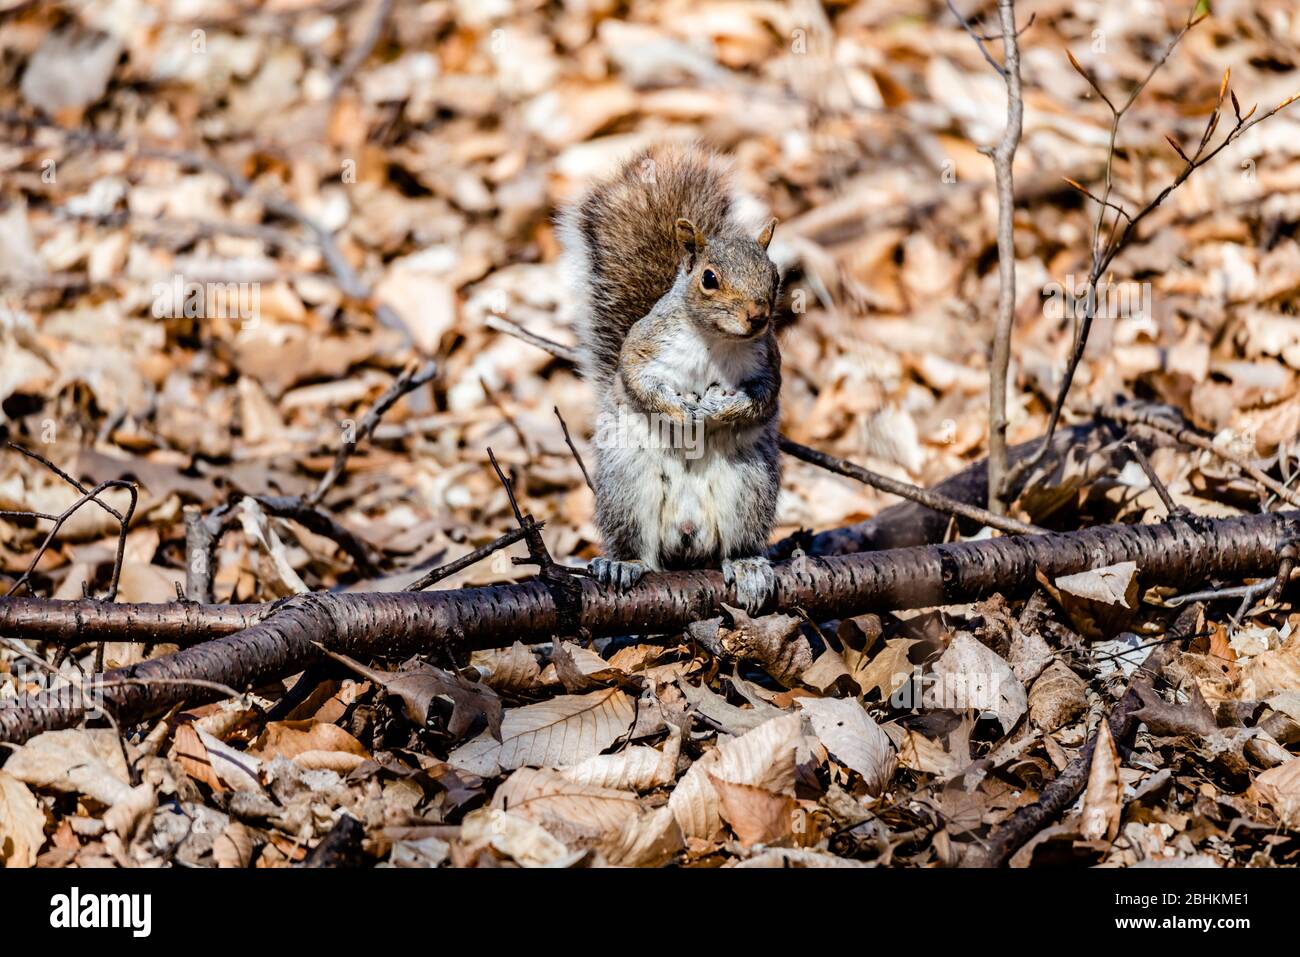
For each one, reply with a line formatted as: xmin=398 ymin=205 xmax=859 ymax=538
xmin=5 ymin=421 xmax=1129 ymax=647
xmin=0 ymin=597 xmax=270 ymax=645
xmin=975 ymin=604 xmax=1201 ymax=867
xmin=2 ymin=510 xmax=1295 ymax=745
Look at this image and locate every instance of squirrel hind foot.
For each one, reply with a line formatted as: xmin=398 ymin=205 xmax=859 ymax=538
xmin=589 ymin=557 xmax=646 ymax=592
xmin=722 ymin=556 xmax=776 ymax=615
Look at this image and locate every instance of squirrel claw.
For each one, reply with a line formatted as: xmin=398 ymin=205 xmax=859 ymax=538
xmin=722 ymin=556 xmax=776 ymax=614
xmin=590 ymin=557 xmax=645 ymax=591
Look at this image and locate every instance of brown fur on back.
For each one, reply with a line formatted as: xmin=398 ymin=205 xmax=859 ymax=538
xmin=564 ymin=143 xmax=736 ymax=389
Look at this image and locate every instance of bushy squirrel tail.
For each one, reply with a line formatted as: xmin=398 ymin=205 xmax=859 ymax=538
xmin=558 ymin=142 xmax=738 ymax=392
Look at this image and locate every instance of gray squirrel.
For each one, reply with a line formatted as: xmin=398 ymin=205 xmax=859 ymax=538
xmin=558 ymin=142 xmax=782 ymax=612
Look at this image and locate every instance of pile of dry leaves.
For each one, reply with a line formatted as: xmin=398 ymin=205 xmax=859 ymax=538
xmin=2 ymin=0 xmax=1300 ymax=867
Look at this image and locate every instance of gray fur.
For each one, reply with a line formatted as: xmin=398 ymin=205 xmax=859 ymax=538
xmin=559 ymin=143 xmax=783 ymax=612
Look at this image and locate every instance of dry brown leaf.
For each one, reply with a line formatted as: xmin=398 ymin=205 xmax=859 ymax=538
xmin=448 ymin=688 xmax=636 ymax=777
xmin=334 ymin=652 xmax=502 ymax=742
xmin=0 ymin=769 xmax=45 ymax=867
xmin=1237 ymin=630 xmax=1300 ymax=701
xmin=458 ymin=807 xmax=586 ymax=868
xmin=883 ymin=718 xmax=973 ymax=779
xmin=550 ymin=640 xmax=633 ymax=692
xmin=1052 ymin=561 xmax=1140 ymax=637
xmin=677 ymin=676 xmax=785 ymax=734
xmin=668 ymin=713 xmax=806 ymax=842
xmin=493 ymin=766 xmax=682 ymax=866
xmin=845 ymin=637 xmax=919 ymax=703
xmin=252 ymin=720 xmax=371 ymax=761
xmin=1080 ymin=719 xmax=1123 ymax=842
xmin=472 ymin=642 xmax=543 ymax=693
xmin=930 ymin=633 xmax=1027 ymax=732
xmin=1055 ymin=561 xmax=1139 ymax=607
xmin=212 ymin=820 xmax=256 ymax=868
xmin=687 ymin=608 xmax=812 ymax=686
xmin=558 ymin=725 xmax=680 ymax=791
xmin=4 ymin=729 xmax=155 ymax=838
xmin=708 ymin=773 xmax=797 ymax=848
xmin=169 ymin=722 xmax=225 ymax=792
xmin=797 ymin=696 xmax=896 ymax=795
xmin=1249 ymin=758 xmax=1300 ymax=828
xmin=1028 ymin=660 xmax=1088 ymax=733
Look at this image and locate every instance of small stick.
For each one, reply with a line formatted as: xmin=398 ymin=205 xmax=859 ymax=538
xmin=406 ymin=526 xmax=534 ymax=591
xmin=1006 ymin=34 xmax=1298 ymax=492
xmin=554 ymin=406 xmax=594 ymax=493
xmin=1167 ymin=578 xmax=1276 ymax=608
xmin=328 ymin=0 xmax=393 ymax=100
xmin=480 ymin=376 xmax=532 ymax=461
xmin=1102 ymin=404 xmax=1300 ymax=509
xmin=486 ymin=448 xmax=587 ymax=582
xmin=976 ymin=604 xmax=1201 ymax=867
xmin=485 ymin=315 xmax=579 ymax=364
xmin=308 ymin=360 xmax=437 ymax=507
xmin=1124 ymin=439 xmax=1179 ymax=517
xmin=4 ymin=477 xmax=137 ymax=603
xmin=779 ymin=437 xmax=1044 ymax=537
xmin=967 ymin=0 xmax=1025 ymax=516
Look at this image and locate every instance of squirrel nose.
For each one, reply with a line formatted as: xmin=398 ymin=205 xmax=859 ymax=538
xmin=745 ymin=303 xmax=770 ymax=332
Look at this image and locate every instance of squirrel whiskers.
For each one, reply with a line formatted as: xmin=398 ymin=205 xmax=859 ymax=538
xmin=559 ymin=142 xmax=782 ymax=611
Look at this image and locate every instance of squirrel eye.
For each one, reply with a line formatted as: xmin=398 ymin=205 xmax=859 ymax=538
xmin=701 ymin=269 xmax=720 ymax=291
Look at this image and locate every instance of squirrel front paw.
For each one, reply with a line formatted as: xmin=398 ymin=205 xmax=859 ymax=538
xmin=589 ymin=557 xmax=646 ymax=591
xmin=722 ymin=556 xmax=776 ymax=614
xmin=699 ymin=383 xmax=744 ymax=418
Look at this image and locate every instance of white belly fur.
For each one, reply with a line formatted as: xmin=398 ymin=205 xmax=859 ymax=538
xmin=603 ymin=324 xmax=767 ymax=568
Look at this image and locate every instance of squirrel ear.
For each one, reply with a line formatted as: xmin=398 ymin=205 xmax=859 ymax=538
xmin=756 ymin=217 xmax=778 ymax=251
xmin=675 ymin=218 xmax=705 ymax=264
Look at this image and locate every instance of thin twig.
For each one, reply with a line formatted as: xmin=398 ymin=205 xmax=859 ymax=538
xmin=328 ymin=0 xmax=393 ymax=100
xmin=779 ymin=437 xmax=1043 ymax=536
xmin=1124 ymin=439 xmax=1179 ymax=517
xmin=945 ymin=0 xmax=1009 ymax=77
xmin=970 ymin=0 xmax=1024 ymax=516
xmin=485 ymin=315 xmax=579 ymax=363
xmin=3 ymin=475 xmax=137 ymax=603
xmin=480 ymin=376 xmax=532 ymax=462
xmin=1005 ymin=10 xmax=1298 ymax=492
xmin=308 ymin=360 xmax=437 ymax=507
xmin=1102 ymin=404 xmax=1300 ymax=509
xmin=554 ymin=406 xmax=595 ymax=493
xmin=406 ymin=526 xmax=534 ymax=591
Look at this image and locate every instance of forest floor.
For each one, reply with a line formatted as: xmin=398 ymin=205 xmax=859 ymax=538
xmin=2 ymin=0 xmax=1300 ymax=868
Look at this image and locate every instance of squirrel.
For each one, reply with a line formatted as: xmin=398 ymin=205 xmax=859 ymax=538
xmin=558 ymin=142 xmax=783 ymax=612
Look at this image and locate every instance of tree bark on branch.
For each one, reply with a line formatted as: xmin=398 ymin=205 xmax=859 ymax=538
xmin=2 ymin=509 xmax=1294 ymax=745
xmin=0 ymin=420 xmax=1132 ymax=647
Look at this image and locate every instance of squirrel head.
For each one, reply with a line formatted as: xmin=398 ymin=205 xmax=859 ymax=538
xmin=674 ymin=217 xmax=779 ymax=341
